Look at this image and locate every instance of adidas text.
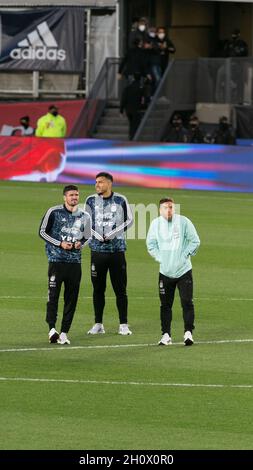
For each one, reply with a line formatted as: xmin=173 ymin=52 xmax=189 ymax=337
xmin=10 ymin=47 xmax=66 ymax=61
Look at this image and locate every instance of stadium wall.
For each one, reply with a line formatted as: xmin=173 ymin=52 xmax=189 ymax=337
xmin=1 ymin=136 xmax=253 ymax=192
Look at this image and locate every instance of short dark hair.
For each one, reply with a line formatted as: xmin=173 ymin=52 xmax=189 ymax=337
xmin=49 ymin=104 xmax=58 ymax=111
xmin=63 ymin=184 xmax=78 ymax=195
xmin=96 ymin=172 xmax=113 ymax=182
xmin=159 ymin=197 xmax=174 ymax=206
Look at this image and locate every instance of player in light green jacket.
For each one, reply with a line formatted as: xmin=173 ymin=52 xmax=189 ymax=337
xmin=35 ymin=105 xmax=67 ymax=138
xmin=146 ymin=197 xmax=200 ymax=347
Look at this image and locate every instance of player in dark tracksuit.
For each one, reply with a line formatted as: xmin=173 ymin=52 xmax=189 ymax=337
xmin=39 ymin=185 xmax=91 ymax=345
xmin=85 ymin=172 xmax=133 ymax=336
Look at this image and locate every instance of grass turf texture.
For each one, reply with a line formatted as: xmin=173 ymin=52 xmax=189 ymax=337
xmin=0 ymin=180 xmax=253 ymax=450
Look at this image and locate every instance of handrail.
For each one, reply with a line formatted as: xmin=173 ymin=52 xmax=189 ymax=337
xmin=133 ymin=59 xmax=175 ymax=141
xmin=72 ymin=56 xmax=253 ymax=139
xmin=70 ymin=57 xmax=121 ymax=137
xmin=133 ymin=56 xmax=253 ymax=142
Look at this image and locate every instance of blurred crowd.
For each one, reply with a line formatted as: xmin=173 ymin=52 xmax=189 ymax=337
xmin=162 ymin=113 xmax=236 ymax=145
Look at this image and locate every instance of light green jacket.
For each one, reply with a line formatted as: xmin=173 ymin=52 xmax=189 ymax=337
xmin=35 ymin=113 xmax=67 ymax=138
xmin=146 ymin=214 xmax=200 ymax=278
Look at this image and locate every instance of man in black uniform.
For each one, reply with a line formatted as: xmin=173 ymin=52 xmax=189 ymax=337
xmin=120 ymin=73 xmax=145 ymax=140
xmin=223 ymin=29 xmax=248 ymax=58
xmin=39 ymin=185 xmax=91 ymax=344
xmin=85 ymin=172 xmax=133 ymax=335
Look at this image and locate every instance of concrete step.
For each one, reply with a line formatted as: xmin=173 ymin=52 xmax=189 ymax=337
xmin=104 ymin=108 xmax=122 ymax=117
xmin=94 ymin=133 xmax=129 ymax=141
xmin=96 ymin=125 xmax=128 ymax=133
xmin=143 ymin=120 xmax=165 ymax=127
xmin=107 ymin=99 xmax=121 ymax=108
xmin=99 ymin=117 xmax=128 ymax=126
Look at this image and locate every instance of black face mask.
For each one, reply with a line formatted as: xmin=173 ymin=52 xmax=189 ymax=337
xmin=51 ymin=111 xmax=58 ymax=117
xmin=21 ymin=121 xmax=29 ymax=129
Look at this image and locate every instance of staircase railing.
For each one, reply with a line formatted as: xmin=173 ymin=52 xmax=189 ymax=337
xmin=133 ymin=59 xmax=197 ymax=142
xmin=71 ymin=56 xmax=253 ymax=140
xmin=70 ymin=57 xmax=121 ymax=138
xmin=133 ymin=56 xmax=253 ymax=142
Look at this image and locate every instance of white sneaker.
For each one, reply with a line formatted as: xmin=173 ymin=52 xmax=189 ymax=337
xmin=184 ymin=330 xmax=194 ymax=346
xmin=158 ymin=333 xmax=172 ymax=346
xmin=48 ymin=328 xmax=59 ymax=344
xmin=57 ymin=332 xmax=70 ymax=345
xmin=87 ymin=323 xmax=105 ymax=335
xmin=118 ymin=323 xmax=132 ymax=335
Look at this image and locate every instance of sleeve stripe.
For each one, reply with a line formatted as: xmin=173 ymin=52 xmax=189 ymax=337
xmin=91 ymin=228 xmax=104 ymax=241
xmin=106 ymin=194 xmax=133 ymax=237
xmin=39 ymin=205 xmax=62 ymax=246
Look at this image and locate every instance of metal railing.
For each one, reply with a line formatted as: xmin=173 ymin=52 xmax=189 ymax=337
xmin=134 ymin=57 xmax=253 ymax=142
xmin=70 ymin=57 xmax=121 ymax=137
xmin=72 ymin=56 xmax=253 ymax=139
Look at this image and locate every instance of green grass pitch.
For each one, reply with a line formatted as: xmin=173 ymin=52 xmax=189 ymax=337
xmin=0 ymin=180 xmax=253 ymax=450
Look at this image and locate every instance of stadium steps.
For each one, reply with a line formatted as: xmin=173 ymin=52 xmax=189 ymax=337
xmin=92 ymin=99 xmax=167 ymax=141
xmin=92 ymin=99 xmax=129 ymax=141
xmin=134 ymin=102 xmax=171 ymax=141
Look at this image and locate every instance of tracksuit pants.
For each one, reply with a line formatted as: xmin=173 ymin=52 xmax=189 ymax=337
xmin=159 ymin=270 xmax=195 ymax=335
xmin=46 ymin=262 xmax=82 ymax=333
xmin=126 ymin=111 xmax=142 ymax=140
xmin=91 ymin=251 xmax=128 ymax=324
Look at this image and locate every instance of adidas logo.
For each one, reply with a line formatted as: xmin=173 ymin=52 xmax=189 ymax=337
xmin=10 ymin=21 xmax=66 ymax=61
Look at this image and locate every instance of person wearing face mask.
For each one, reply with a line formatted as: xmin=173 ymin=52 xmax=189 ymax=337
xmin=12 ymin=116 xmax=34 ymax=136
xmin=128 ymin=17 xmax=149 ymax=49
xmin=148 ymin=27 xmax=156 ymax=39
xmin=211 ymin=116 xmax=236 ymax=145
xmin=223 ymin=29 xmax=248 ymax=58
xmin=145 ymin=26 xmax=162 ymax=92
xmin=156 ymin=27 xmax=176 ymax=75
xmin=163 ymin=113 xmax=188 ymax=143
xmin=186 ymin=115 xmax=205 ymax=144
xmin=35 ymin=105 xmax=67 ymax=138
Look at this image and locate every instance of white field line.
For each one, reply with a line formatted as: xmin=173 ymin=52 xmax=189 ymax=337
xmin=1 ymin=338 xmax=253 ymax=354
xmin=0 ymin=376 xmax=253 ymax=389
xmin=1 ymin=295 xmax=253 ymax=301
